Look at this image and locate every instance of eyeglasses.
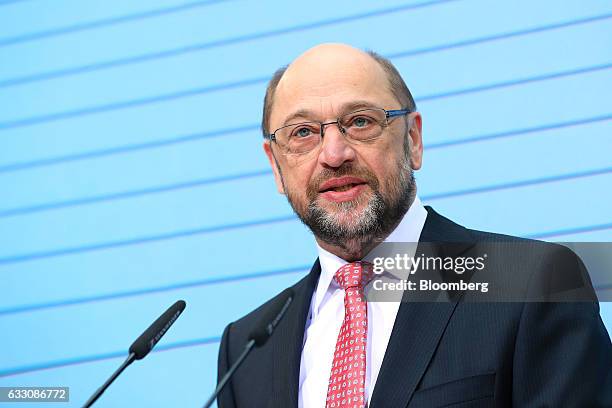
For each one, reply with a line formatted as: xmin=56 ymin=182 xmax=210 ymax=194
xmin=266 ymin=107 xmax=412 ymax=155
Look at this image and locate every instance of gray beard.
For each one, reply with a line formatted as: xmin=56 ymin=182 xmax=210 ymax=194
xmin=287 ymin=159 xmax=416 ymax=251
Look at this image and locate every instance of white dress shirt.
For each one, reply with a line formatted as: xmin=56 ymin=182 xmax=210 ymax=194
xmin=298 ymin=196 xmax=428 ymax=407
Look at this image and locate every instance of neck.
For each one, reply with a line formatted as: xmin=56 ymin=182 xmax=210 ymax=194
xmin=315 ymin=216 xmax=404 ymax=261
xmin=316 ymin=238 xmax=373 ymax=262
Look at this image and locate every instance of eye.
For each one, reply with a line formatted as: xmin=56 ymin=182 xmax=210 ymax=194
xmin=291 ymin=125 xmax=316 ymax=138
xmin=351 ymin=116 xmax=372 ymax=128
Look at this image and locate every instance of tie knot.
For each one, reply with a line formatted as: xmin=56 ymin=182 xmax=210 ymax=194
xmin=334 ymin=261 xmax=374 ymax=290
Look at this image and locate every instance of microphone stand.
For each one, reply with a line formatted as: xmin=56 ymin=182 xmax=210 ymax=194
xmin=202 ymin=339 xmax=255 ymax=408
xmin=83 ymin=352 xmax=136 ymax=408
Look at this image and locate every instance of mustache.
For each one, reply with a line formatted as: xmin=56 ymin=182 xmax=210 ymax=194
xmin=306 ymin=163 xmax=379 ymax=200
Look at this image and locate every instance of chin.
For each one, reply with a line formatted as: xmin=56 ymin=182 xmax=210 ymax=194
xmin=319 ymin=197 xmax=378 ymax=227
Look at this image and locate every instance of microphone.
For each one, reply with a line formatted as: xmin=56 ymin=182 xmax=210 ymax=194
xmin=83 ymin=300 xmax=186 ymax=408
xmin=202 ymin=288 xmax=294 ymax=408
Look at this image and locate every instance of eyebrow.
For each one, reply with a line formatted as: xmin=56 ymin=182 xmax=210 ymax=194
xmin=281 ymin=100 xmax=383 ymax=127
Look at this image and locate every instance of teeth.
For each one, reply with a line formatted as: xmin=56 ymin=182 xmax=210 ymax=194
xmin=333 ymin=184 xmax=354 ymax=192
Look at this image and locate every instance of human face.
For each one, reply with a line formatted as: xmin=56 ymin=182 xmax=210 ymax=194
xmin=263 ymin=46 xmax=423 ymax=250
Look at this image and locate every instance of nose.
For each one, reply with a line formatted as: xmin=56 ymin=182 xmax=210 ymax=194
xmin=317 ymin=121 xmax=356 ymax=168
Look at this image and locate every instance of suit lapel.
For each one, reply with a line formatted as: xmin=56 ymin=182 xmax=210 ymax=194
xmin=270 ymin=260 xmax=321 ymax=408
xmin=369 ymin=206 xmax=475 ymax=407
xmin=369 ymin=301 xmax=459 ymax=407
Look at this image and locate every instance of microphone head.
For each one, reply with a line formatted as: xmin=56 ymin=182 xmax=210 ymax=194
xmin=129 ymin=300 xmax=186 ymax=360
xmin=249 ymin=288 xmax=294 ymax=347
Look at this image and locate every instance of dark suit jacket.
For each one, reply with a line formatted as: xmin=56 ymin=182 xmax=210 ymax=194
xmin=217 ymin=207 xmax=612 ymax=407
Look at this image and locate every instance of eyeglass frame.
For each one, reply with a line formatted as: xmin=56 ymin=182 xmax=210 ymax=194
xmin=264 ymin=107 xmax=413 ymax=154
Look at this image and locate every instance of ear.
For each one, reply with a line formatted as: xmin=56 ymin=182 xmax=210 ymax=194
xmin=263 ymin=141 xmax=286 ymax=194
xmin=407 ymin=112 xmax=423 ymax=170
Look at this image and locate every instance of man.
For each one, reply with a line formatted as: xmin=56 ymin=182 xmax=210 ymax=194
xmin=217 ymin=43 xmax=611 ymax=407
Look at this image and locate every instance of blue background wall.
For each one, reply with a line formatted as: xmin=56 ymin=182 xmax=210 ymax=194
xmin=0 ymin=0 xmax=610 ymax=406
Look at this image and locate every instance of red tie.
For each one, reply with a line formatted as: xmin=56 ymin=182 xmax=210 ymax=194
xmin=326 ymin=261 xmax=373 ymax=408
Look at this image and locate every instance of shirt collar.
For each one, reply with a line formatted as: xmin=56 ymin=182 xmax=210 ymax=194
xmin=312 ymin=196 xmax=428 ymax=318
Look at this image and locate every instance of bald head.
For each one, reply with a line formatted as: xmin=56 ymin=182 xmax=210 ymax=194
xmin=279 ymin=44 xmax=386 ymax=99
xmin=261 ymin=43 xmax=416 ymax=136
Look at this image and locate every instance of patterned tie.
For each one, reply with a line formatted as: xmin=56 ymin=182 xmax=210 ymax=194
xmin=326 ymin=261 xmax=373 ymax=408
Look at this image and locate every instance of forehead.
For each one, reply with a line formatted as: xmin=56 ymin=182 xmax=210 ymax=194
xmin=270 ymin=53 xmax=398 ymax=127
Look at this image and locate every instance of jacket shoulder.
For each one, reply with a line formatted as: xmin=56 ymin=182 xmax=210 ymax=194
xmin=425 ymin=206 xmax=595 ymax=301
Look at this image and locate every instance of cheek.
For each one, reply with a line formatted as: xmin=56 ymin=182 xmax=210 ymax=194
xmin=363 ymin=149 xmax=406 ymax=191
xmin=360 ymin=145 xmax=401 ymax=176
xmin=282 ymin=162 xmax=316 ymax=195
xmin=377 ymin=163 xmax=397 ymax=188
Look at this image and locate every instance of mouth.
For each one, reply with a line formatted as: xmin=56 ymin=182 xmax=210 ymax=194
xmin=319 ymin=176 xmax=367 ymax=192
xmin=318 ymin=176 xmax=368 ymax=202
xmin=323 ymin=184 xmax=358 ymax=192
